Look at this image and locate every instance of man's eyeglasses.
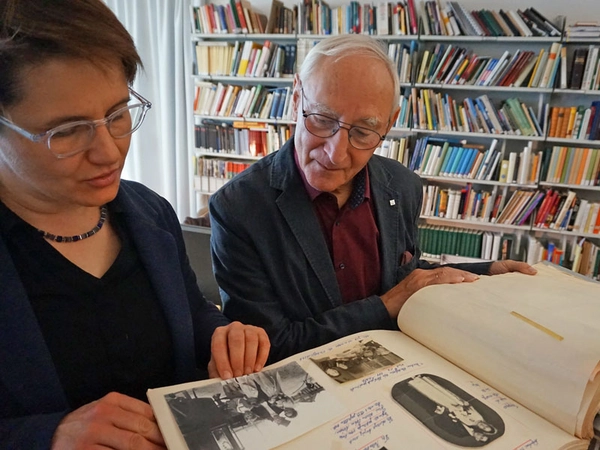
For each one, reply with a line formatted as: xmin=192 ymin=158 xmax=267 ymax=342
xmin=0 ymin=88 xmax=152 ymax=159
xmin=301 ymin=89 xmax=385 ymax=150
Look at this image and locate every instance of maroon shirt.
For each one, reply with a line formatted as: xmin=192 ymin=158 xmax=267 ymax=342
xmin=295 ymin=156 xmax=381 ymax=303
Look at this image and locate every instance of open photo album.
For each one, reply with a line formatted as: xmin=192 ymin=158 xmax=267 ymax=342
xmin=148 ymin=262 xmax=600 ymax=450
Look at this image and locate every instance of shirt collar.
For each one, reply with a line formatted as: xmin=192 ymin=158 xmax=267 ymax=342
xmin=293 ymin=148 xmax=371 ymax=208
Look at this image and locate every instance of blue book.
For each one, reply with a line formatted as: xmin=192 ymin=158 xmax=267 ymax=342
xmin=459 ymin=148 xmax=478 ymax=176
xmin=475 ymin=98 xmax=495 ymax=133
xmin=456 ymin=147 xmax=474 ymax=176
xmin=268 ymin=88 xmax=282 ymax=119
xmin=587 ymin=100 xmax=600 ymax=140
xmin=448 ymin=146 xmax=466 ymax=175
xmin=410 ymin=137 xmax=427 ymax=171
xmin=276 ymin=88 xmax=288 ymax=119
xmin=440 ymin=146 xmax=458 ymax=175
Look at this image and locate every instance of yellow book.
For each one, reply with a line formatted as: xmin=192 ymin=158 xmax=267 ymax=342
xmin=528 ymin=49 xmax=545 ymax=88
xmin=417 ymin=50 xmax=430 ymax=84
xmin=565 ymin=106 xmax=578 ymax=138
xmin=423 ymin=89 xmax=434 ymax=130
xmin=575 ymin=148 xmax=590 ymax=185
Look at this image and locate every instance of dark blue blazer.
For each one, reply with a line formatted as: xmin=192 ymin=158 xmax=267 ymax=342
xmin=0 ymin=180 xmax=229 ymax=449
xmin=210 ymin=139 xmax=490 ymax=363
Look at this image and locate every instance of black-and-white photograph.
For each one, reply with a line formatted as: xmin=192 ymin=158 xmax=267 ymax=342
xmin=164 ymin=361 xmax=340 ymax=450
xmin=311 ymin=339 xmax=403 ymax=383
xmin=392 ymin=373 xmax=505 ymax=447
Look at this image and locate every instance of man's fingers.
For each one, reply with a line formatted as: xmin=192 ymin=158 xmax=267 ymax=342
xmin=430 ymin=267 xmax=479 ymax=284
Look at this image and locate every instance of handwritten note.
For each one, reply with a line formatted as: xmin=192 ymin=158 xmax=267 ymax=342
xmin=332 ymin=401 xmax=394 ymax=445
xmin=468 ymin=380 xmax=520 ymax=410
xmin=299 ymin=334 xmax=372 ymax=362
xmin=349 ymin=362 xmax=424 ymax=393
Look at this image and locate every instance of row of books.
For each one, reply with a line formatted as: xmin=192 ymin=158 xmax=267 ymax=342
xmin=297 ymin=0 xmax=418 ymax=36
xmin=373 ymin=137 xmax=410 ymax=166
xmin=418 ymin=224 xmax=489 ymax=259
xmin=416 ymin=44 xmax=562 ymax=89
xmin=532 ymin=190 xmax=600 ymax=234
xmin=565 ymin=21 xmax=600 ymax=39
xmin=421 ymin=184 xmax=501 ymax=223
xmin=540 ymin=146 xmax=600 ymax=186
xmin=194 ymin=121 xmax=294 ymax=157
xmin=498 ymin=145 xmax=542 ymax=185
xmin=564 ymin=46 xmax=600 ymax=90
xmin=192 ymin=0 xmax=595 ymax=42
xmin=409 ymin=137 xmax=500 ymax=180
xmin=527 ymin=228 xmax=600 ymax=279
xmin=409 ymin=88 xmax=543 ymax=136
xmin=388 ymin=41 xmax=418 ymax=84
xmin=420 ymin=181 xmax=600 ymax=232
xmin=547 ymin=101 xmax=600 ymax=140
xmin=193 ymin=157 xmax=253 ymax=193
xmin=195 ymin=40 xmax=296 ymax=79
xmin=422 ymin=2 xmax=562 ymax=38
xmin=191 ymin=1 xmax=267 ymax=35
xmin=194 ymin=82 xmax=294 ymax=121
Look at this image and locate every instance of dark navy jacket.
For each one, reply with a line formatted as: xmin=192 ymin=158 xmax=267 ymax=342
xmin=0 ymin=180 xmax=229 ymax=448
xmin=210 ymin=139 xmax=490 ymax=363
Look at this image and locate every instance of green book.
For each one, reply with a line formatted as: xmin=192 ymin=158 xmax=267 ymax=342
xmin=505 ymin=98 xmax=534 ymax=136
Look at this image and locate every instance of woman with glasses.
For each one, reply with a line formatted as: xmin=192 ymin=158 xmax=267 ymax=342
xmin=209 ymin=34 xmax=536 ymax=364
xmin=0 ymin=1 xmax=269 ymax=448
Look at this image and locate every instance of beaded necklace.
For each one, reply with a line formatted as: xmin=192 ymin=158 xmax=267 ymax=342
xmin=37 ymin=205 xmax=108 ymax=243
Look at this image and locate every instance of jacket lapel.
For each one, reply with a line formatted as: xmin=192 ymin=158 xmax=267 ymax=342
xmin=270 ymin=142 xmax=343 ymax=308
xmin=369 ymin=158 xmax=402 ymax=293
xmin=115 ymin=186 xmax=197 ymax=382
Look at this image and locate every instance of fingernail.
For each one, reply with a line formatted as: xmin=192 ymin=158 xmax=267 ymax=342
xmin=255 ymin=364 xmax=263 ymax=372
xmin=223 ymin=371 xmax=232 ymax=379
xmin=245 ymin=366 xmax=252 ymax=374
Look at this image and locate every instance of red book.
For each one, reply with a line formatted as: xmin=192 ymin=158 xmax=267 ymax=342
xmin=534 ymin=189 xmax=554 ymax=227
xmin=490 ymin=193 xmax=504 ymax=221
xmin=235 ymin=0 xmax=248 ymax=32
xmin=498 ymin=51 xmax=532 ymax=86
xmin=459 ymin=56 xmax=481 ymax=84
xmin=406 ymin=0 xmax=418 ymax=34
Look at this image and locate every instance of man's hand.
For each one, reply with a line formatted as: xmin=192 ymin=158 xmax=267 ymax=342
xmin=208 ymin=321 xmax=270 ymax=379
xmin=488 ymin=260 xmax=537 ymax=276
xmin=51 ymin=392 xmax=165 ymax=450
xmin=381 ymin=267 xmax=480 ymax=320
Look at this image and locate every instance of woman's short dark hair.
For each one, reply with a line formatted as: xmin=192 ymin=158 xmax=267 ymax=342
xmin=0 ymin=0 xmax=142 ymax=109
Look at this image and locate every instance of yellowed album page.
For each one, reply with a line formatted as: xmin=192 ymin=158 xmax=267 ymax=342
xmin=398 ymin=262 xmax=600 ymax=439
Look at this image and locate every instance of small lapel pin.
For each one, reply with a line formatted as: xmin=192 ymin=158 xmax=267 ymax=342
xmin=389 ymin=199 xmax=396 ymax=206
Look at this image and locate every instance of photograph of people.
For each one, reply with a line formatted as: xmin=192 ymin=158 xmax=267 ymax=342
xmin=164 ymin=362 xmax=337 ymax=450
xmin=392 ymin=373 xmax=504 ymax=447
xmin=312 ymin=339 xmax=403 ymax=383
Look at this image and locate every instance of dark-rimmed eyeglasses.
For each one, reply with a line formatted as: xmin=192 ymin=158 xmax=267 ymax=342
xmin=0 ymin=88 xmax=152 ymax=159
xmin=301 ymin=89 xmax=386 ymax=150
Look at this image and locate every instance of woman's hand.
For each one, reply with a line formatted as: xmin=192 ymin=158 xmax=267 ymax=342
xmin=51 ymin=392 xmax=165 ymax=449
xmin=208 ymin=321 xmax=271 ymax=379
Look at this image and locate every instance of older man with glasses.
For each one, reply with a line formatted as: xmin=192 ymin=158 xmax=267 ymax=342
xmin=209 ymin=34 xmax=535 ymax=364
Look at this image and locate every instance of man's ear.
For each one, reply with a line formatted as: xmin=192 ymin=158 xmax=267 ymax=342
xmin=291 ymin=74 xmax=301 ymax=121
xmin=387 ymin=106 xmax=401 ymax=133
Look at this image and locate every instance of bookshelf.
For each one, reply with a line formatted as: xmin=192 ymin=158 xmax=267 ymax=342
xmin=187 ymin=0 xmax=600 ymax=279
